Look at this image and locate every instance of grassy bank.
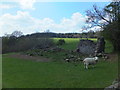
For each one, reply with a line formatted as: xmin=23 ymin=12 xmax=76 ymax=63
xmin=2 ymin=54 xmax=118 ymax=88
xmin=2 ymin=38 xmax=117 ymax=88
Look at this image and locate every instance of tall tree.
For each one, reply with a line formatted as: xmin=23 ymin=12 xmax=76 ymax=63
xmin=102 ymin=1 xmax=120 ymax=51
xmin=85 ymin=1 xmax=120 ymax=52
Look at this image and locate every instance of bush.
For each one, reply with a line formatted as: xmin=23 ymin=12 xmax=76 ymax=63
xmin=57 ymin=39 xmax=65 ymax=45
xmin=35 ymin=38 xmax=55 ymax=49
xmin=101 ymin=21 xmax=120 ymax=52
xmin=2 ymin=36 xmax=55 ymax=53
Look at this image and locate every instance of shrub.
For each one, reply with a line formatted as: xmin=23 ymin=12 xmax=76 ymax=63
xmin=57 ymin=39 xmax=65 ymax=45
xmin=2 ymin=36 xmax=55 ymax=53
xmin=35 ymin=38 xmax=55 ymax=49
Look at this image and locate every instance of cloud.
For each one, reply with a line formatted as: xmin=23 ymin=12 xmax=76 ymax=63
xmin=0 ymin=0 xmax=36 ymax=10
xmin=0 ymin=0 xmax=111 ymax=2
xmin=90 ymin=26 xmax=101 ymax=31
xmin=18 ymin=0 xmax=36 ymax=10
xmin=37 ymin=12 xmax=86 ymax=33
xmin=0 ymin=11 xmax=37 ymax=35
xmin=0 ymin=4 xmax=15 ymax=9
xmin=0 ymin=11 xmax=87 ymax=36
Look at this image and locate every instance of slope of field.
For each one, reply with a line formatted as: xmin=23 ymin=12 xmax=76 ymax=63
xmin=2 ymin=54 xmax=118 ymax=88
xmin=2 ymin=38 xmax=117 ymax=88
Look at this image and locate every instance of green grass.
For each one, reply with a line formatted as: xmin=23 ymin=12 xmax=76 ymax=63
xmin=2 ymin=38 xmax=117 ymax=88
xmin=105 ymin=40 xmax=114 ymax=53
xmin=53 ymin=38 xmax=80 ymax=50
xmin=2 ymin=55 xmax=118 ymax=88
xmin=53 ymin=38 xmax=97 ymax=50
xmin=53 ymin=38 xmax=113 ymax=53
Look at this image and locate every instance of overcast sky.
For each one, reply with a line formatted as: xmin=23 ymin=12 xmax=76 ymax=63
xmin=0 ymin=0 xmax=110 ymax=36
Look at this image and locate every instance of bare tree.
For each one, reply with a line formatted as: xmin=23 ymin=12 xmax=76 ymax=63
xmin=85 ymin=4 xmax=111 ymax=28
xmin=85 ymin=1 xmax=120 ymax=51
xmin=86 ymin=1 xmax=120 ymax=28
xmin=11 ymin=31 xmax=23 ymax=37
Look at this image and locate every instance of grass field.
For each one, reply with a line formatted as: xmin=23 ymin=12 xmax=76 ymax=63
xmin=53 ymin=38 xmax=113 ymax=53
xmin=2 ymin=38 xmax=118 ymax=88
xmin=2 ymin=55 xmax=118 ymax=88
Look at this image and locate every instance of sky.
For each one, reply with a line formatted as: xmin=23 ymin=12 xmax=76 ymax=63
xmin=0 ymin=0 xmax=110 ymax=36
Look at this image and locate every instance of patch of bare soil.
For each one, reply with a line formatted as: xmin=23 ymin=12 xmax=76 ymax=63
xmin=107 ymin=53 xmax=118 ymax=61
xmin=9 ymin=53 xmax=51 ymax=62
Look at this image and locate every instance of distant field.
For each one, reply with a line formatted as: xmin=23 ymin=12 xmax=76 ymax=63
xmin=53 ymin=38 xmax=113 ymax=53
xmin=2 ymin=38 xmax=117 ymax=88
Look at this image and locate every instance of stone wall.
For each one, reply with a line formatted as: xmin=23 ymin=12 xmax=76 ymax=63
xmin=78 ymin=39 xmax=96 ymax=55
xmin=77 ymin=37 xmax=105 ymax=55
xmin=96 ymin=37 xmax=106 ymax=53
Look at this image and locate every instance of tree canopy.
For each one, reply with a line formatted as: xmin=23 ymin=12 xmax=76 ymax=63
xmin=85 ymin=1 xmax=120 ymax=52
